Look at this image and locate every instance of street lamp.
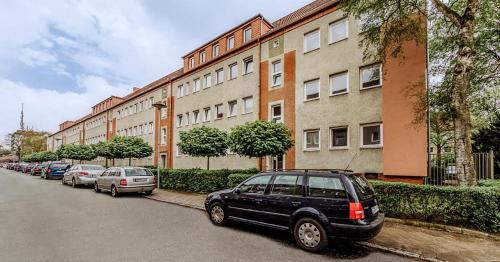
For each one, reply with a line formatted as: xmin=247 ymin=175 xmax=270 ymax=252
xmin=152 ymin=101 xmax=167 ymax=189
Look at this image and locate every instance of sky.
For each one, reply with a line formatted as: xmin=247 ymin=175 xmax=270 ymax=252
xmin=0 ymin=0 xmax=311 ymax=145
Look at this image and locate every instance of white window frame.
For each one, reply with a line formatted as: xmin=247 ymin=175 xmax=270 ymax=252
xmin=360 ymin=63 xmax=383 ymax=90
xmin=185 ymin=112 xmax=190 ymax=126
xmin=360 ymin=123 xmax=383 ymax=148
xmin=193 ymin=110 xmax=200 ymax=124
xmin=228 ymin=100 xmax=237 ymax=117
xmin=193 ymin=78 xmax=201 ymax=92
xmin=243 ymin=56 xmax=254 ymax=75
xmin=204 ymin=73 xmax=212 ymax=88
xmin=200 ymin=51 xmax=206 ymax=64
xmin=329 ymin=18 xmax=349 ymax=44
xmin=227 ymin=35 xmax=235 ymax=50
xmin=229 ymin=63 xmax=238 ymax=80
xmin=243 ymin=27 xmax=252 ymax=43
xmin=329 ymin=126 xmax=349 ymax=150
xmin=271 ymin=59 xmax=282 ymax=87
xmin=215 ymin=68 xmax=224 ymax=84
xmin=177 ymin=85 xmax=184 ymax=98
xmin=212 ymin=44 xmax=220 ymax=57
xmin=215 ymin=104 xmax=224 ymax=119
xmin=188 ymin=57 xmax=195 ymax=69
xmin=304 ymin=78 xmax=320 ymax=101
xmin=268 ymin=100 xmax=284 ymax=123
xmin=176 ymin=115 xmax=183 ymax=128
xmin=329 ymin=71 xmax=349 ymax=96
xmin=304 ymin=29 xmax=320 ymax=53
xmin=242 ymin=96 xmax=253 ymax=114
xmin=304 ymin=129 xmax=321 ymax=151
xmin=203 ymin=107 xmax=211 ymax=122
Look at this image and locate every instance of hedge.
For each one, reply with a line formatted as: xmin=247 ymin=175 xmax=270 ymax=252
xmin=154 ymin=168 xmax=258 ymax=193
xmin=227 ymin=173 xmax=255 ymax=188
xmin=371 ymin=181 xmax=500 ymax=232
xmin=478 ymin=179 xmax=500 ymax=188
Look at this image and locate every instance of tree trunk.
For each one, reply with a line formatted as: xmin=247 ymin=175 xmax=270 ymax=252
xmin=128 ymin=158 xmax=131 ymax=166
xmin=207 ymin=156 xmax=210 ymax=170
xmin=449 ymin=2 xmax=478 ymax=186
xmin=105 ymin=158 xmax=108 ymax=168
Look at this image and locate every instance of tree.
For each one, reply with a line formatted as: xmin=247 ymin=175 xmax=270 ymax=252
xmin=92 ymin=142 xmax=114 ymax=167
xmin=22 ymin=151 xmax=57 ymax=163
xmin=55 ymin=144 xmax=96 ymax=164
xmin=108 ymin=136 xmax=153 ymax=166
xmin=55 ymin=144 xmax=69 ymax=160
xmin=177 ymin=126 xmax=228 ymax=170
xmin=430 ymin=111 xmax=454 ymax=166
xmin=473 ymin=113 xmax=500 ymax=178
xmin=340 ymin=0 xmax=498 ymax=185
xmin=228 ymin=120 xmax=294 ymax=162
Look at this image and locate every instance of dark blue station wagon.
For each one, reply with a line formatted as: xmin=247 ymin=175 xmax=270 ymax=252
xmin=205 ymin=170 xmax=384 ymax=252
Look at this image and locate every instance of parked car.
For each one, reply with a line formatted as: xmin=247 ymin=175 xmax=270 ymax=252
xmin=62 ymin=164 xmax=105 ymax=187
xmin=14 ymin=163 xmax=27 ymax=172
xmin=204 ymin=170 xmax=384 ymax=252
xmin=22 ymin=163 xmax=37 ymax=173
xmin=41 ymin=162 xmax=71 ymax=179
xmin=30 ymin=164 xmax=45 ymax=176
xmin=94 ymin=167 xmax=155 ymax=197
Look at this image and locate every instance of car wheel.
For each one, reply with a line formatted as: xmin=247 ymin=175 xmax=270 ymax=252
xmin=61 ymin=178 xmax=66 ymax=185
xmin=72 ymin=178 xmax=77 ymax=188
xmin=144 ymin=190 xmax=153 ymax=196
xmin=209 ymin=203 xmax=227 ymax=226
xmin=293 ymin=217 xmax=328 ymax=253
xmin=94 ymin=183 xmax=101 ymax=193
xmin=111 ymin=185 xmax=119 ymax=197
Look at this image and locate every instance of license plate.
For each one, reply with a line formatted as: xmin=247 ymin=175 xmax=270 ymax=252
xmin=134 ymin=178 xmax=147 ymax=182
xmin=371 ymin=205 xmax=380 ymax=215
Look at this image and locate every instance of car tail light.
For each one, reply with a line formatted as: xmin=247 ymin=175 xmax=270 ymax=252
xmin=349 ymin=202 xmax=365 ymax=220
xmin=78 ymin=172 xmax=88 ymax=177
xmin=120 ymin=179 xmax=127 ymax=186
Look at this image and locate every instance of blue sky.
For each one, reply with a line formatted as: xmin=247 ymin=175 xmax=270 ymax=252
xmin=0 ymin=0 xmax=311 ymax=143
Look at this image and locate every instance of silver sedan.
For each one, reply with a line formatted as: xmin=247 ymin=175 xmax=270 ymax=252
xmin=62 ymin=164 xmax=105 ymax=187
xmin=94 ymin=167 xmax=156 ymax=197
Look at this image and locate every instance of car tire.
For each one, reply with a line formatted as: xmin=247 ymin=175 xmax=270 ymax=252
xmin=72 ymin=178 xmax=77 ymax=188
xmin=144 ymin=190 xmax=153 ymax=196
xmin=293 ymin=217 xmax=328 ymax=253
xmin=208 ymin=203 xmax=227 ymax=226
xmin=62 ymin=178 xmax=66 ymax=185
xmin=94 ymin=183 xmax=101 ymax=193
xmin=111 ymin=185 xmax=119 ymax=197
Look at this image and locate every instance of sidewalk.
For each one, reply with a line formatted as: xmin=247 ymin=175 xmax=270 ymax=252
xmin=146 ymin=189 xmax=500 ymax=262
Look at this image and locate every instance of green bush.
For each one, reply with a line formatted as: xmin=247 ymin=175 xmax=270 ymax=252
xmin=227 ymin=173 xmax=256 ymax=188
xmin=154 ymin=168 xmax=258 ymax=193
xmin=371 ymin=181 xmax=500 ymax=232
xmin=478 ymin=179 xmax=500 ymax=188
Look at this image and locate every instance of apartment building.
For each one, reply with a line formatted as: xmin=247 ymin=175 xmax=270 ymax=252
xmin=48 ymin=0 xmax=428 ymax=183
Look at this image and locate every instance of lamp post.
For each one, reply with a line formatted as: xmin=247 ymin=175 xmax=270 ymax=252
xmin=152 ymin=101 xmax=167 ymax=189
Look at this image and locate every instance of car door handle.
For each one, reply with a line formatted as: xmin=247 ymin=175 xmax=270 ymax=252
xmin=291 ymin=201 xmax=302 ymax=206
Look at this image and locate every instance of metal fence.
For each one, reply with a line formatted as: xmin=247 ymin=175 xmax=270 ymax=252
xmin=425 ymin=151 xmax=496 ymax=186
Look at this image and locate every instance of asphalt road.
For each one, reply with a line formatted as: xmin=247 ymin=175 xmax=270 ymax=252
xmin=0 ymin=168 xmax=414 ymax=262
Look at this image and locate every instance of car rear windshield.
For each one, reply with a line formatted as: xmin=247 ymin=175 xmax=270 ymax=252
xmin=51 ymin=163 xmax=68 ymax=168
xmin=348 ymin=175 xmax=376 ymax=200
xmin=81 ymin=165 xmax=104 ymax=170
xmin=125 ymin=168 xmax=152 ymax=177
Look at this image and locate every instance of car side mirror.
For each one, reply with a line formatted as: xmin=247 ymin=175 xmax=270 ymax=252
xmin=234 ymin=188 xmax=241 ymax=194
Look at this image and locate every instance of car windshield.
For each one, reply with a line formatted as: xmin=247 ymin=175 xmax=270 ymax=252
xmin=348 ymin=175 xmax=376 ymax=200
xmin=51 ymin=163 xmax=68 ymax=168
xmin=81 ymin=165 xmax=104 ymax=170
xmin=124 ymin=168 xmax=152 ymax=177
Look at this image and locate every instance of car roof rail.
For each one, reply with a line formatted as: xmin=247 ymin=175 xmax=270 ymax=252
xmin=261 ymin=169 xmax=353 ymax=174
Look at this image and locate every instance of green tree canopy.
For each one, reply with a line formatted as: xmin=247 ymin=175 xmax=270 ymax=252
xmin=177 ymin=126 xmax=228 ymax=169
xmin=55 ymin=144 xmax=96 ymax=162
xmin=108 ymin=136 xmax=153 ymax=166
xmin=228 ymin=120 xmax=294 ymax=158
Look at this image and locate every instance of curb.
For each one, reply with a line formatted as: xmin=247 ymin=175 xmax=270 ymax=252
xmin=385 ymin=218 xmax=500 ymax=242
xmin=144 ymin=194 xmax=439 ymax=261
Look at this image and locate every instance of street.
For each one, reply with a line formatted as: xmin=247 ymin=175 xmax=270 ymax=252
xmin=0 ymin=169 xmax=412 ymax=262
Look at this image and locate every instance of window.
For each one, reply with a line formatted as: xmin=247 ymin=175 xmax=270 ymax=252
xmin=304 ymin=29 xmax=320 ymax=53
xmin=215 ymin=104 xmax=224 ymax=119
xmin=204 ymin=74 xmax=212 ymax=88
xmin=243 ymin=96 xmax=253 ymax=114
xmin=184 ymin=82 xmax=190 ymax=95
xmin=176 ymin=146 xmax=184 ymax=157
xmin=243 ymin=57 xmax=253 ymax=74
xmin=193 ymin=78 xmax=201 ymax=92
xmin=229 ymin=63 xmax=238 ymax=80
xmin=203 ymin=107 xmax=211 ymax=122
xmin=193 ymin=110 xmax=200 ymax=124
xmin=134 ymin=104 xmax=138 ymax=114
xmin=133 ymin=126 xmax=137 ymax=136
xmin=330 ymin=127 xmax=348 ymax=149
xmin=176 ymin=115 xmax=183 ymax=128
xmin=304 ymin=129 xmax=320 ymax=150
xmin=243 ymin=27 xmax=252 ymax=43
xmin=199 ymin=51 xmax=206 ymax=64
xmin=212 ymin=44 xmax=220 ymax=57
xmin=308 ymin=176 xmax=346 ymax=198
xmin=140 ymin=101 xmax=144 ymax=111
xmin=271 ymin=175 xmax=303 ymax=196
xmin=239 ymin=175 xmax=271 ymax=194
xmin=271 ymin=60 xmax=282 ymax=86
xmin=215 ymin=68 xmax=224 ymax=84
xmin=330 ymin=71 xmax=348 ymax=95
xmin=149 ymin=122 xmax=154 ymax=133
xmin=304 ymin=79 xmax=320 ymax=101
xmin=160 ymin=128 xmax=166 ymax=145
xmin=228 ymin=100 xmax=237 ymax=117
xmin=177 ymin=85 xmax=184 ymax=98
xmin=149 ymin=97 xmax=154 ymax=108
xmin=329 ymin=18 xmax=348 ymax=43
xmin=269 ymin=102 xmax=283 ymax=123
xmin=360 ymin=64 xmax=382 ymax=89
xmin=227 ymin=36 xmax=235 ymax=50
xmin=185 ymin=112 xmax=190 ymax=126
xmin=361 ymin=123 xmax=383 ymax=147
xmin=188 ymin=57 xmax=195 ymax=69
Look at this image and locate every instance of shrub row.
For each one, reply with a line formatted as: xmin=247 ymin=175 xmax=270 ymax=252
xmin=154 ymin=168 xmax=258 ymax=193
xmin=227 ymin=173 xmax=255 ymax=188
xmin=371 ymin=181 xmax=500 ymax=233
